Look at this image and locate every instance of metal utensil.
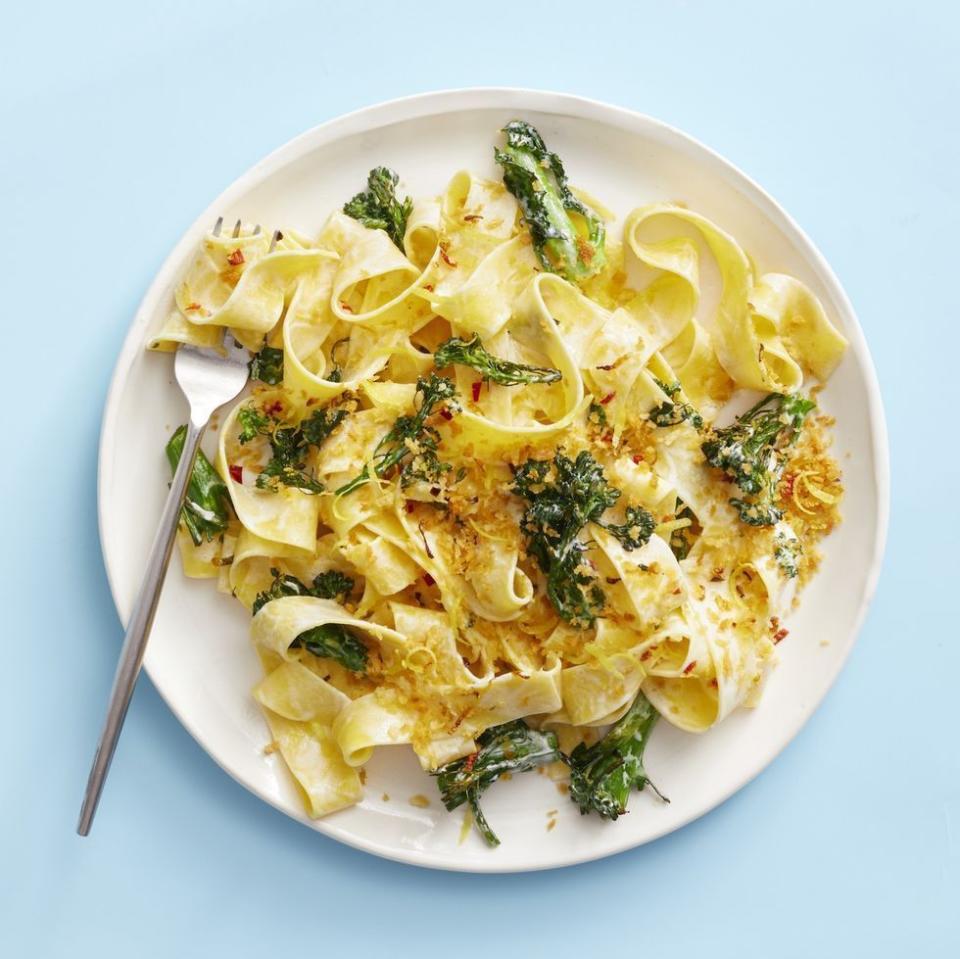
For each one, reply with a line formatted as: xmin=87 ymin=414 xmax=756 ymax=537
xmin=77 ymin=219 xmax=262 ymax=835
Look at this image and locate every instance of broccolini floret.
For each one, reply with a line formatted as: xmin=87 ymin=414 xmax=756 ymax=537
xmin=291 ymin=624 xmax=368 ymax=673
xmin=252 ymin=567 xmax=355 ymax=615
xmin=252 ymin=568 xmax=366 ymax=671
xmin=248 ymin=345 xmax=284 ymax=385
xmin=599 ymin=506 xmax=657 ymax=551
xmin=434 ymin=334 xmax=561 ymax=386
xmin=343 ymin=166 xmax=412 ymax=251
xmin=432 ymin=721 xmax=562 ymax=846
xmin=701 ymin=393 xmax=815 ymax=527
xmin=513 ymin=451 xmax=655 ymax=627
xmin=238 ymin=403 xmax=349 ymax=495
xmin=668 ymin=499 xmax=698 ymax=562
xmin=495 ymin=121 xmax=606 ymax=283
xmin=650 ymin=379 xmax=703 ymax=430
xmin=237 ymin=406 xmax=271 ymax=444
xmin=166 ymin=425 xmax=230 ymax=546
xmin=774 ymin=531 xmax=802 ymax=578
xmin=568 ymin=691 xmax=666 ymax=820
xmin=586 ymin=400 xmax=608 ymax=430
xmin=336 ymin=374 xmax=457 ymax=496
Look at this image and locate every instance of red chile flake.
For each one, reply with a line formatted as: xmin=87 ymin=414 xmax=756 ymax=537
xmin=683 ymin=660 xmax=697 ymax=675
xmin=226 ymin=248 xmax=245 ymax=266
xmin=429 ymin=486 xmax=441 ymax=497
xmin=439 ymin=408 xmax=453 ymax=421
xmin=265 ymin=401 xmax=284 ymax=416
xmin=423 ymin=283 xmax=435 ymax=292
xmin=405 ymin=501 xmax=415 ymax=513
xmin=774 ymin=628 xmax=789 ymax=644
xmin=464 ymin=752 xmax=478 ymax=772
xmin=600 ymin=392 xmax=615 ymax=405
xmin=439 ymin=246 xmax=457 ymax=267
xmin=229 ymin=464 xmax=243 ymax=483
xmin=471 ymin=381 xmax=482 ymax=402
xmin=339 ymin=302 xmax=354 ymax=313
xmin=632 ymin=454 xmax=643 ymax=464
xmin=422 ymin=572 xmax=436 ymax=587
xmin=782 ymin=473 xmax=796 ymax=498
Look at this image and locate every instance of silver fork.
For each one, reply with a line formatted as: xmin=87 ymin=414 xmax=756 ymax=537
xmin=77 ymin=218 xmax=264 ymax=835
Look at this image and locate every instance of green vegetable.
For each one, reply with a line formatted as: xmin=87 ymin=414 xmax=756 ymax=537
xmin=327 ymin=338 xmax=348 ymax=384
xmin=165 ymin=425 xmax=230 ymax=546
xmin=237 ymin=407 xmax=271 ymax=444
xmin=598 ymin=505 xmax=656 ymax=551
xmin=774 ymin=531 xmax=802 ymax=578
xmin=668 ymin=499 xmax=697 ymax=562
xmin=252 ymin=567 xmax=354 ymax=614
xmin=337 ymin=374 xmax=457 ymax=496
xmin=291 ymin=624 xmax=368 ymax=673
xmin=568 ymin=691 xmax=666 ymax=820
xmin=255 ymin=459 xmax=325 ymax=494
xmin=495 ymin=120 xmax=606 ymax=283
xmin=587 ymin=400 xmax=608 ymax=429
xmin=300 ymin=407 xmax=349 ymax=448
xmin=513 ymin=450 xmax=655 ymax=627
xmin=701 ymin=393 xmax=815 ymax=527
xmin=433 ymin=334 xmax=561 ymax=386
xmin=238 ymin=403 xmax=349 ymax=495
xmin=650 ymin=379 xmax=703 ymax=430
xmin=432 ymin=721 xmax=562 ymax=847
xmin=248 ymin=345 xmax=284 ymax=385
xmin=252 ymin=568 xmax=365 ymax=670
xmin=343 ymin=166 xmax=412 ymax=251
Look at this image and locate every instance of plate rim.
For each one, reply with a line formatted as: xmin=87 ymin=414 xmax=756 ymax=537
xmin=96 ymin=86 xmax=891 ymax=872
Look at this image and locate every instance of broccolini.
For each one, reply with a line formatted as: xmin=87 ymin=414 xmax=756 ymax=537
xmin=252 ymin=569 xmax=366 ymax=671
xmin=433 ymin=721 xmax=562 ymax=846
xmin=513 ymin=451 xmax=655 ymax=627
xmin=343 ymin=166 xmax=412 ymax=251
xmin=252 ymin=567 xmax=355 ymax=615
xmin=336 ymin=374 xmax=457 ymax=496
xmin=668 ymin=499 xmax=698 ymax=562
xmin=701 ymin=393 xmax=815 ymax=526
xmin=495 ymin=121 xmax=606 ymax=283
xmin=248 ymin=345 xmax=284 ymax=385
xmin=238 ymin=403 xmax=348 ymax=495
xmin=650 ymin=379 xmax=703 ymax=430
xmin=291 ymin=623 xmax=368 ymax=673
xmin=166 ymin=425 xmax=230 ymax=546
xmin=568 ymin=691 xmax=666 ymax=820
xmin=774 ymin=530 xmax=802 ymax=579
xmin=434 ymin=334 xmax=561 ymax=386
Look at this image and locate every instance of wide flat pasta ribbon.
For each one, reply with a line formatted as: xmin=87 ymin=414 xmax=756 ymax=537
xmin=323 ymin=213 xmax=430 ymax=329
xmin=624 ymin=204 xmax=846 ymax=393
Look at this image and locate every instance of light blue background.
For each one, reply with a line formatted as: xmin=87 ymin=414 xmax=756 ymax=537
xmin=3 ymin=1 xmax=958 ymax=955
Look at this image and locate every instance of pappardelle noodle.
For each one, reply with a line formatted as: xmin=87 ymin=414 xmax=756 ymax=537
xmin=150 ymin=121 xmax=846 ymax=846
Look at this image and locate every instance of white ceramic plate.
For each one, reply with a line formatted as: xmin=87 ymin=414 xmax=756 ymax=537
xmin=98 ymin=88 xmax=889 ymax=872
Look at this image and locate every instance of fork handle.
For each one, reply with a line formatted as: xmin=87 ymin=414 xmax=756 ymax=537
xmin=78 ymin=418 xmax=205 ymax=836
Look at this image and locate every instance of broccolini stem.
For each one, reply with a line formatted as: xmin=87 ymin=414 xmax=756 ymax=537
xmin=434 ymin=334 xmax=561 ymax=386
xmin=495 ymin=121 xmax=606 ymax=283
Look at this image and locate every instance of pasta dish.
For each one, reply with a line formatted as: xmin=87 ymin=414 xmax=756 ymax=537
xmin=149 ymin=121 xmax=846 ymax=845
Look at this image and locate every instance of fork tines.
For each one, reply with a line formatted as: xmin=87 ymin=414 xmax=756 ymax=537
xmin=211 ymin=217 xmax=262 ymax=238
